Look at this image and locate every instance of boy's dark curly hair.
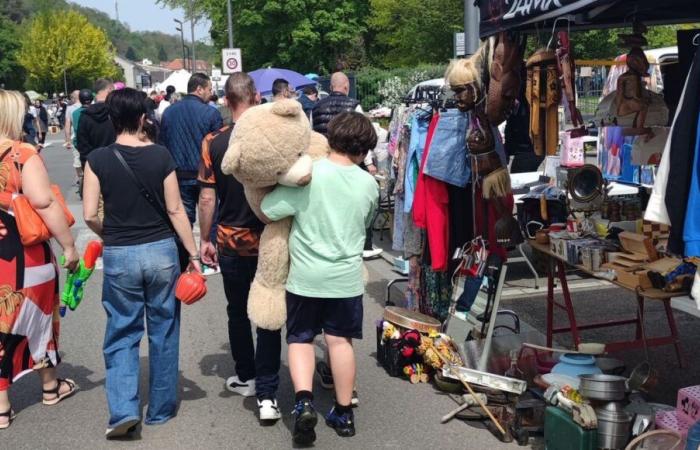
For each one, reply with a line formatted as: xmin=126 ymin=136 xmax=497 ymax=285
xmin=327 ymin=112 xmax=377 ymax=157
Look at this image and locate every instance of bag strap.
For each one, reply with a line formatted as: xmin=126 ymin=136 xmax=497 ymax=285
xmin=0 ymin=145 xmax=12 ymax=163
xmin=110 ymin=146 xmax=172 ymax=228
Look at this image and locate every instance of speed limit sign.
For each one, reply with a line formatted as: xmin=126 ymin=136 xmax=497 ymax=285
xmin=222 ymin=48 xmax=242 ymax=74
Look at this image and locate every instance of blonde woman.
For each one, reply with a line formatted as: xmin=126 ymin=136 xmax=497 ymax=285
xmin=0 ymin=90 xmax=80 ymax=429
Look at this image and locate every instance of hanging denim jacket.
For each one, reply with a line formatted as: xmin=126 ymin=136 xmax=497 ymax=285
xmin=403 ymin=111 xmax=431 ymax=213
xmin=423 ymin=109 xmax=471 ymax=187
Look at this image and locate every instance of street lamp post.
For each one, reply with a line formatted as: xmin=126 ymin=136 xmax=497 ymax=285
xmin=464 ymin=0 xmax=480 ymax=56
xmin=174 ymin=18 xmax=187 ymax=71
xmin=227 ymin=0 xmax=233 ymax=48
xmin=189 ymin=0 xmax=196 ymax=73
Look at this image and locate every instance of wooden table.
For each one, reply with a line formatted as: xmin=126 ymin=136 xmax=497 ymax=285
xmin=529 ymin=240 xmax=686 ymax=367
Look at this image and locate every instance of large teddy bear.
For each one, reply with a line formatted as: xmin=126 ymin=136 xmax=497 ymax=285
xmin=220 ymin=99 xmax=330 ymax=330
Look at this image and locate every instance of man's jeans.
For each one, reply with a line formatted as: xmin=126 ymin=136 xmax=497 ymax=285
xmin=179 ymin=183 xmax=200 ymax=225
xmin=102 ymin=238 xmax=181 ymax=428
xmin=219 ymin=254 xmax=281 ymax=399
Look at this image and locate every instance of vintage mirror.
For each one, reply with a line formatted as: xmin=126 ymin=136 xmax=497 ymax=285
xmin=566 ymin=164 xmax=605 ymax=213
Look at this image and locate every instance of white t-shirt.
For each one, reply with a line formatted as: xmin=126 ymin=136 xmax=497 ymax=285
xmin=156 ymin=100 xmax=170 ymax=122
xmin=66 ymin=103 xmax=81 ymax=140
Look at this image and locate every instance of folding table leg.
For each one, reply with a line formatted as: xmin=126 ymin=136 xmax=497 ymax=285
xmin=635 ymin=296 xmax=645 ymax=341
xmin=546 ymin=257 xmax=554 ymax=348
xmin=662 ymin=299 xmax=686 ymax=368
xmin=557 ymin=260 xmax=581 ymax=347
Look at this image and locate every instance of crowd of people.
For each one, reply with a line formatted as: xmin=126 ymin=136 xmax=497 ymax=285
xmin=0 ymin=69 xmax=382 ymax=446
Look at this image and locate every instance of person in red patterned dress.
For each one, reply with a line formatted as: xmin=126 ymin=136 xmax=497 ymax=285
xmin=0 ymin=90 xmax=80 ymax=429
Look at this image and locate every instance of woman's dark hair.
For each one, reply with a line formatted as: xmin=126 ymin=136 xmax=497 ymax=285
xmin=327 ymin=112 xmax=377 ymax=157
xmin=106 ymin=87 xmax=146 ymax=135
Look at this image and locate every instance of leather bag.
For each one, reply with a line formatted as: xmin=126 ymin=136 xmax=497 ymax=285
xmin=3 ymin=142 xmax=75 ymax=246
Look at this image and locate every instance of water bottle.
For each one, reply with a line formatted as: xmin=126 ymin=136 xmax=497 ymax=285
xmin=686 ymin=420 xmax=700 ymax=450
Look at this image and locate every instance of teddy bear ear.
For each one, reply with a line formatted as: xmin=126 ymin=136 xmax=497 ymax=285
xmin=221 ymin=140 xmax=241 ymax=175
xmin=271 ymin=99 xmax=302 ymax=117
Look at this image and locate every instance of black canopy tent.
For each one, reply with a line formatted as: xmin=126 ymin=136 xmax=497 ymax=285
xmin=476 ymin=0 xmax=700 ymax=37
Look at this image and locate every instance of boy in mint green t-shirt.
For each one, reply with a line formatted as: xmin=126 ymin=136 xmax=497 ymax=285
xmin=261 ymin=112 xmax=378 ymax=445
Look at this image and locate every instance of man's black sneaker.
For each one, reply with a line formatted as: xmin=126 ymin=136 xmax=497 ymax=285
xmin=315 ymin=361 xmax=334 ymax=389
xmin=292 ymin=399 xmax=318 ymax=446
xmin=325 ymin=406 xmax=356 ymax=437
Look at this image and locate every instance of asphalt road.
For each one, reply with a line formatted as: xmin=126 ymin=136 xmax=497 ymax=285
xmin=2 ymin=134 xmax=518 ymax=450
xmin=7 ymin=133 xmax=699 ymax=449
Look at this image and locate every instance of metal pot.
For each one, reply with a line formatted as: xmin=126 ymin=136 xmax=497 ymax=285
xmin=579 ymin=374 xmax=627 ymax=401
xmin=596 ymin=401 xmax=632 ymax=450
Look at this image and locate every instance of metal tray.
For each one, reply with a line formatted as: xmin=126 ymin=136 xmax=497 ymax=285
xmin=442 ymin=365 xmax=528 ymax=395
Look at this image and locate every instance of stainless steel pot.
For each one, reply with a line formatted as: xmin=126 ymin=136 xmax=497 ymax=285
xmin=579 ymin=374 xmax=627 ymax=401
xmin=596 ymin=401 xmax=632 ymax=450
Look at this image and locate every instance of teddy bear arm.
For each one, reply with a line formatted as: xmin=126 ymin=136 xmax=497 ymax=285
xmin=244 ymin=186 xmax=272 ymax=222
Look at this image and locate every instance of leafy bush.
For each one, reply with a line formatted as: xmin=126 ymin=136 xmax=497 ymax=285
xmin=354 ymin=64 xmax=445 ymax=110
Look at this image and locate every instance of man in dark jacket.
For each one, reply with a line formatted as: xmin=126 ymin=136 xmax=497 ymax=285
xmin=297 ymin=86 xmax=318 ymax=119
xmin=77 ymin=78 xmax=115 ymax=167
xmin=160 ymin=72 xmax=223 ymax=225
xmin=311 ymin=72 xmax=361 ymax=136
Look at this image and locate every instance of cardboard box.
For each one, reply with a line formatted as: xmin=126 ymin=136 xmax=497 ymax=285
xmin=615 ymin=267 xmax=652 ymax=289
xmin=618 ymin=231 xmax=658 ymax=261
xmin=602 ymin=232 xmax=658 ymax=288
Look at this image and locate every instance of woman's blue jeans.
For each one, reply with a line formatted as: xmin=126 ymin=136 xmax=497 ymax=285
xmin=101 ymin=237 xmax=181 ymax=428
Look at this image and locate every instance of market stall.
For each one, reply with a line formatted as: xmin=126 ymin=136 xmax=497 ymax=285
xmin=374 ymin=1 xmax=700 ymax=448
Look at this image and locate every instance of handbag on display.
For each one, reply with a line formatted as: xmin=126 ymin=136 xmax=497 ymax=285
xmin=449 ymin=238 xmax=489 ymax=317
xmin=516 ymin=185 xmax=568 ymax=237
xmin=3 ymin=142 xmax=75 ymax=246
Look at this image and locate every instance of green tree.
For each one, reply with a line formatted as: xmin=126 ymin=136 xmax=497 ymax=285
xmin=158 ymin=0 xmax=370 ymax=73
xmin=0 ymin=14 xmax=25 ymax=88
xmin=125 ymin=46 xmax=137 ymax=60
xmin=367 ymin=0 xmax=463 ymax=67
xmin=18 ymin=10 xmax=121 ymax=93
xmin=158 ymin=45 xmax=168 ymax=62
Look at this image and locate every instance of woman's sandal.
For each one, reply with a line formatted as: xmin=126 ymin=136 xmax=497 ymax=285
xmin=42 ymin=378 xmax=79 ymax=406
xmin=0 ymin=408 xmax=16 ymax=430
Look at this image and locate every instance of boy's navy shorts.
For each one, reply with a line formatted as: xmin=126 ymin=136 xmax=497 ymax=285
xmin=286 ymin=291 xmax=363 ymax=344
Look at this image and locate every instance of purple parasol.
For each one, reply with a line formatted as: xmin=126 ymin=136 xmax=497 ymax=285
xmin=248 ymin=68 xmax=317 ymax=95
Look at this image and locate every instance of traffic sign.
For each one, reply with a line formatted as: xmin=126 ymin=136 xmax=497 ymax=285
xmin=454 ymin=32 xmax=466 ymax=57
xmin=222 ymin=48 xmax=242 ymax=74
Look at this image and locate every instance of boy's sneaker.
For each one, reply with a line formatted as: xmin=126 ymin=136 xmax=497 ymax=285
xmin=257 ymin=398 xmax=281 ymax=422
xmin=315 ymin=361 xmax=334 ymax=389
xmin=325 ymin=406 xmax=356 ymax=437
xmin=292 ymin=399 xmax=318 ymax=446
xmin=225 ymin=375 xmax=255 ymax=397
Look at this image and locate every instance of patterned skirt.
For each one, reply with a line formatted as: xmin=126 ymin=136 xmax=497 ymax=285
xmin=0 ymin=209 xmax=60 ymax=390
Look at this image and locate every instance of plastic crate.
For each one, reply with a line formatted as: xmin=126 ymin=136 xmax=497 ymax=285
xmin=678 ymin=385 xmax=700 ymax=423
xmin=655 ymin=410 xmax=693 ymax=439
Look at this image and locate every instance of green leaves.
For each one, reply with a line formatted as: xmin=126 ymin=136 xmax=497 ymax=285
xmin=18 ymin=10 xmax=121 ymax=92
xmin=0 ymin=14 xmax=24 ymax=89
xmin=158 ymin=0 xmax=370 ymax=73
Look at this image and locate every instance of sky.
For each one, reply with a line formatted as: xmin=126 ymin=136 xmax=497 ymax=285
xmin=70 ymin=0 xmax=212 ymax=42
